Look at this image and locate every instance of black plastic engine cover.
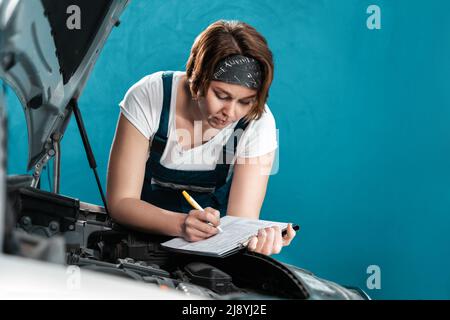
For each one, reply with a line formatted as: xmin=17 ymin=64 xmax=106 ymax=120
xmin=9 ymin=186 xmax=80 ymax=233
xmin=183 ymin=262 xmax=236 ymax=294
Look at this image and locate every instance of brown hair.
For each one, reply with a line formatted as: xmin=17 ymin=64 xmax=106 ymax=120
xmin=186 ymin=20 xmax=274 ymax=121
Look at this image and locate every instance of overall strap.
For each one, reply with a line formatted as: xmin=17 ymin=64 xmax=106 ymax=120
xmin=151 ymin=71 xmax=174 ymax=156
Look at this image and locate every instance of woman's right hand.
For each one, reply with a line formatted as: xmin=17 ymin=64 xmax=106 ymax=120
xmin=182 ymin=207 xmax=221 ymax=242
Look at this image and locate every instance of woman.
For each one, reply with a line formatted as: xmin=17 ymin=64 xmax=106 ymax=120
xmin=107 ymin=20 xmax=296 ymax=256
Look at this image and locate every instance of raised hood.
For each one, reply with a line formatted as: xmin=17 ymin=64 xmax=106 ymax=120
xmin=0 ymin=0 xmax=129 ymax=171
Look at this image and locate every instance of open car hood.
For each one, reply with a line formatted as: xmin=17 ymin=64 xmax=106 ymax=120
xmin=0 ymin=0 xmax=129 ymax=171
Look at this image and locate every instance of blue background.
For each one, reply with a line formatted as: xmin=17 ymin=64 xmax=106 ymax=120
xmin=6 ymin=0 xmax=450 ymax=299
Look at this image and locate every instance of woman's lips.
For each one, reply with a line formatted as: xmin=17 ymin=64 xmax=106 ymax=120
xmin=214 ymin=117 xmax=227 ymax=125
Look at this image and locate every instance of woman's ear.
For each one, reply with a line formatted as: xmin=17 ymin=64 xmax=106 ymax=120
xmin=194 ymin=89 xmax=204 ymax=101
xmin=186 ymin=77 xmax=199 ymax=100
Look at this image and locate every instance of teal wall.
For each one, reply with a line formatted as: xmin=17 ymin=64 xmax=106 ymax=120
xmin=6 ymin=0 xmax=450 ymax=299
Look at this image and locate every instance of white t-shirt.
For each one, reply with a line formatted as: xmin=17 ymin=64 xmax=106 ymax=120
xmin=119 ymin=71 xmax=278 ymax=174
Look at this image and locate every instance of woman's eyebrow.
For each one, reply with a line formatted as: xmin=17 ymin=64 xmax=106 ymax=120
xmin=214 ymin=87 xmax=257 ymax=100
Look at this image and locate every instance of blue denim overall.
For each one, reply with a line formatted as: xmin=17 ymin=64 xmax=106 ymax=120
xmin=140 ymin=72 xmax=249 ymax=216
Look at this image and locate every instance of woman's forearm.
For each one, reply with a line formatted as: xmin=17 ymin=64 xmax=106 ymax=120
xmin=109 ymin=197 xmax=186 ymax=237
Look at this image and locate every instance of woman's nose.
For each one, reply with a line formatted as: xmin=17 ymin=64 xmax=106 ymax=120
xmin=222 ymin=101 xmax=237 ymax=120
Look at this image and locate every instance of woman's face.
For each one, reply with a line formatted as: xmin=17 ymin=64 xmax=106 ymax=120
xmin=197 ymin=80 xmax=258 ymax=129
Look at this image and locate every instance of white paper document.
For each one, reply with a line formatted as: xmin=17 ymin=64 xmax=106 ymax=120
xmin=161 ymin=216 xmax=291 ymax=257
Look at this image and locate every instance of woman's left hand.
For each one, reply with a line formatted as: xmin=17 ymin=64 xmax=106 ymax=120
xmin=247 ymin=224 xmax=297 ymax=255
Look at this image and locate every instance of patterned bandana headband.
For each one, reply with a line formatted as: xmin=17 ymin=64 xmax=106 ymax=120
xmin=212 ymin=55 xmax=262 ymax=89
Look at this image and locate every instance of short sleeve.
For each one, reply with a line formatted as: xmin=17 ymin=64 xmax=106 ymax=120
xmin=236 ymin=105 xmax=278 ymax=158
xmin=118 ymin=72 xmax=164 ymax=140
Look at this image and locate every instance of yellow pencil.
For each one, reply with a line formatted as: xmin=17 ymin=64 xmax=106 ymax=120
xmin=182 ymin=190 xmax=223 ymax=233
